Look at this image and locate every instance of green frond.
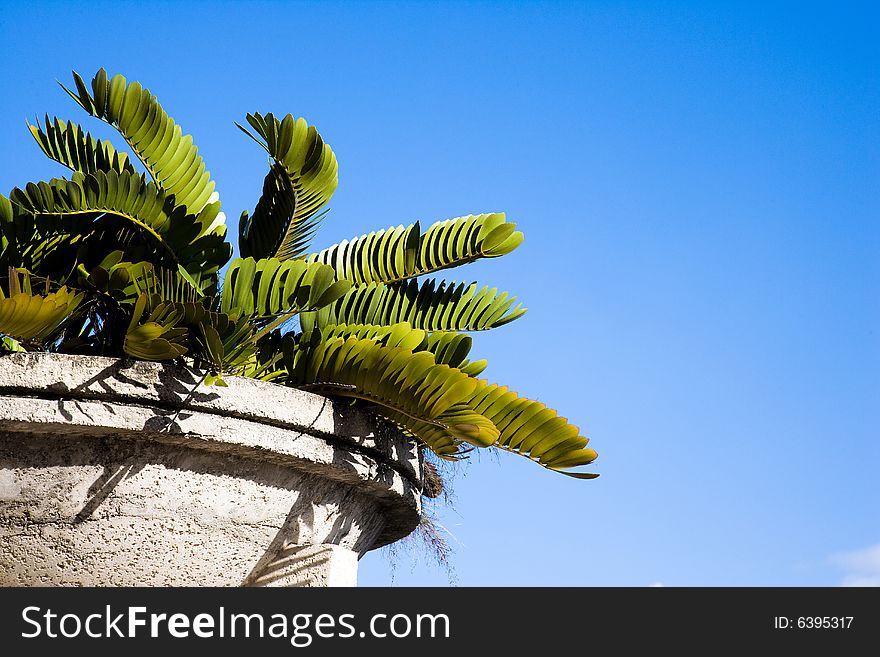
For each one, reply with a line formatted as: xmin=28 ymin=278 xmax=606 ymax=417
xmin=123 ymin=291 xmax=208 ymax=361
xmin=0 ymin=194 xmax=13 ymax=246
xmin=123 ymin=294 xmax=188 ymax=361
xmin=239 ymin=329 xmax=285 ymax=381
xmin=467 ymin=383 xmax=598 ymax=478
xmin=195 ymin=309 xmax=259 ymax=374
xmin=238 ymin=163 xmax=326 ymax=261
xmin=0 ymin=269 xmax=84 ymax=343
xmin=1 ymin=193 xmax=27 ymax=269
xmin=1 ymin=188 xmax=94 ymax=285
xmin=108 ymin=261 xmax=204 ymax=305
xmin=382 ymin=403 xmax=499 ymax=457
xmin=299 ymin=321 xmax=427 ymax=351
xmin=62 ymin=69 xmax=220 ymax=224
xmin=307 ymin=223 xmax=419 ymax=285
xmin=285 ymin=336 xmax=499 ymax=452
xmin=388 ymin=416 xmax=463 ymax=457
xmin=219 ymin=256 xmax=350 ymax=319
xmin=314 ymin=278 xmax=526 ymax=331
xmin=295 ymin=319 xmax=481 ymax=375
xmin=459 ymin=359 xmax=488 ymax=377
xmin=121 ymin=290 xmax=254 ymax=371
xmin=423 ymin=331 xmax=474 ymax=369
xmin=29 ymin=116 xmax=137 ymax=177
xmin=237 ymin=112 xmax=337 ymax=260
xmin=308 ymin=213 xmax=523 ymax=285
xmin=8 ymin=171 xmax=231 ymax=287
xmin=123 ymin=320 xmax=187 ymax=360
xmin=1 ymin=336 xmax=26 ymax=352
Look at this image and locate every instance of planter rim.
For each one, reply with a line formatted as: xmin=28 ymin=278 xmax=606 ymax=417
xmin=0 ymin=352 xmax=422 ymax=550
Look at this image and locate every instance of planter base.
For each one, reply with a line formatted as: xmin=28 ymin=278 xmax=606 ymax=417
xmin=0 ymin=354 xmax=423 ymax=587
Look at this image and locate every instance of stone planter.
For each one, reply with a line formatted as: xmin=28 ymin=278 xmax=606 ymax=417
xmin=0 ymin=353 xmax=422 ymax=586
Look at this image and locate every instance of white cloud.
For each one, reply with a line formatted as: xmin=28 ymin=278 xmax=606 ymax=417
xmin=648 ymin=582 xmax=664 ymax=587
xmin=831 ymin=543 xmax=880 ymax=587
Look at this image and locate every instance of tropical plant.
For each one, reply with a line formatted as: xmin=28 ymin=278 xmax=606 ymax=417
xmin=0 ymin=68 xmax=598 ymax=479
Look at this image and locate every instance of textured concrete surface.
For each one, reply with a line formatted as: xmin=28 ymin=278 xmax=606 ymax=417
xmin=0 ymin=353 xmax=423 ymax=586
xmin=247 ymin=544 xmax=359 ymax=587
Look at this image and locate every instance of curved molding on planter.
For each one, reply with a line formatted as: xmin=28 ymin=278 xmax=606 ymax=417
xmin=0 ymin=353 xmax=423 ymax=586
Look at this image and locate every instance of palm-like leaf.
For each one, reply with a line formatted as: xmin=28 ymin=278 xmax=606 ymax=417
xmin=290 ymin=322 xmax=593 ymax=471
xmin=123 ymin=292 xmax=194 ymax=360
xmin=308 ymin=213 xmax=523 ymax=285
xmin=195 ymin=309 xmax=260 ymax=376
xmin=466 ymin=383 xmax=598 ymax=478
xmin=299 ymin=318 xmax=486 ymax=375
xmin=0 ymin=269 xmax=84 ymax=343
xmin=1 ymin=336 xmax=26 ymax=352
xmin=238 ymin=163 xmax=327 ymax=262
xmin=110 ymin=260 xmax=203 ymax=305
xmin=286 ymin=335 xmax=499 ymax=451
xmin=29 ymin=116 xmax=137 ymax=177
xmin=3 ymin=192 xmax=96 ymax=285
xmin=300 ymin=321 xmax=426 ymax=349
xmin=390 ymin=403 xmax=501 ymax=456
xmin=219 ymin=256 xmax=350 ymax=319
xmin=240 ymin=328 xmax=286 ymax=382
xmin=62 ymin=69 xmax=220 ymax=223
xmin=0 ymin=194 xmax=26 ymax=269
xmin=312 ymin=278 xmax=526 ymax=331
xmin=237 ymin=112 xmax=337 ymax=260
xmin=2 ymin=190 xmax=113 ymax=286
xmin=9 ymin=171 xmax=231 ymax=287
xmin=10 ymin=172 xmax=184 ymax=252
xmin=422 ymin=331 xmax=480 ymax=371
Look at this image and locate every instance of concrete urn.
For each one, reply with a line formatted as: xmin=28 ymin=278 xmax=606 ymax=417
xmin=0 ymin=353 xmax=423 ymax=586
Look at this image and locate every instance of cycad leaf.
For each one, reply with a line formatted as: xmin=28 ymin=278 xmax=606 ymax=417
xmin=0 ymin=193 xmax=35 ymax=271
xmin=123 ymin=322 xmax=187 ymax=360
xmin=301 ymin=321 xmax=427 ymax=352
xmin=466 ymin=382 xmax=598 ymax=477
xmin=423 ymin=331 xmax=474 ymax=369
xmin=219 ymin=257 xmax=350 ymax=318
xmin=236 ymin=328 xmax=286 ymax=381
xmin=436 ymin=403 xmax=499 ymax=447
xmin=62 ymin=69 xmax=220 ymax=224
xmin=285 ymin=336 xmax=499 ymax=454
xmin=297 ymin=321 xmax=480 ymax=381
xmin=238 ymin=112 xmax=338 ymax=260
xmin=9 ymin=171 xmax=230 ymax=286
xmin=28 ymin=116 xmax=137 ymax=177
xmin=0 ymin=271 xmax=84 ymax=342
xmin=1 ymin=336 xmax=26 ymax=352
xmin=195 ymin=309 xmax=262 ymax=374
xmin=308 ymin=213 xmax=523 ymax=285
xmin=315 ymin=278 xmax=526 ymax=331
xmin=120 ymin=261 xmax=204 ymax=304
xmin=123 ymin=292 xmax=198 ymax=360
xmin=388 ymin=403 xmax=500 ymax=454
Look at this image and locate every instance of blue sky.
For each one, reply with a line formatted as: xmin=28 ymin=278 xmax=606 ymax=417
xmin=1 ymin=1 xmax=877 ymax=586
